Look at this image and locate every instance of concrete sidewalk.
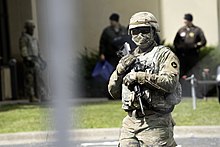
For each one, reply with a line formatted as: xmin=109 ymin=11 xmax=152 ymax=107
xmin=0 ymin=98 xmax=109 ymax=106
xmin=0 ymin=126 xmax=220 ymax=145
xmin=73 ymin=126 xmax=220 ymax=141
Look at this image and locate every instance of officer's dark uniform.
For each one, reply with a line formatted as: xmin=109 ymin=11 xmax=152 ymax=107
xmin=174 ymin=24 xmax=206 ymax=76
xmin=99 ymin=25 xmax=127 ymax=67
xmin=174 ymin=14 xmax=206 ymax=97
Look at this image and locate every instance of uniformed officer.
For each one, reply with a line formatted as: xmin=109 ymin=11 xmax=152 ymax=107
xmin=99 ymin=13 xmax=128 ymax=68
xmin=19 ymin=20 xmax=47 ymax=102
xmin=173 ymin=13 xmax=207 ymax=77
xmin=108 ymin=12 xmax=182 ymax=146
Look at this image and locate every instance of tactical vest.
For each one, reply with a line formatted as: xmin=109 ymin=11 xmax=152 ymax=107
xmin=122 ymin=46 xmax=181 ymax=113
xmin=23 ymin=33 xmax=39 ymax=57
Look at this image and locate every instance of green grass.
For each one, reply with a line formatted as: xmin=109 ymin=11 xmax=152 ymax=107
xmin=0 ymin=98 xmax=219 ymax=133
xmin=74 ymin=101 xmax=127 ymax=128
xmin=0 ymin=104 xmax=49 ymax=133
xmin=173 ymin=98 xmax=220 ymax=125
xmin=74 ymin=98 xmax=220 ymax=128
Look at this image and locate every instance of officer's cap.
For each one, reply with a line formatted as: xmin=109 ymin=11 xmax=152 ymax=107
xmin=109 ymin=13 xmax=119 ymax=22
xmin=184 ymin=13 xmax=193 ymax=22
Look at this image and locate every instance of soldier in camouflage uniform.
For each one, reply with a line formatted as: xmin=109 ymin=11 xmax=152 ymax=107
xmin=19 ymin=20 xmax=47 ymax=102
xmin=108 ymin=12 xmax=182 ymax=147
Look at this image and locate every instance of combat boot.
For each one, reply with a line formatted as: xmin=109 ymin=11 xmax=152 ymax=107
xmin=29 ymin=96 xmax=40 ymax=103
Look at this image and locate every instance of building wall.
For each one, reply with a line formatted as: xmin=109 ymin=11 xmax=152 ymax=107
xmin=81 ymin=0 xmax=219 ymax=54
xmin=218 ymin=0 xmax=220 ymax=44
xmin=81 ymin=0 xmax=160 ymax=53
xmin=6 ymin=0 xmax=220 ymax=59
xmin=31 ymin=0 xmax=38 ymax=39
xmin=161 ymin=0 xmax=218 ymax=46
xmin=7 ymin=0 xmax=35 ymax=60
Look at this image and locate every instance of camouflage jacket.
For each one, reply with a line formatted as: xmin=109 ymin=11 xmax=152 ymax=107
xmin=19 ymin=32 xmax=46 ymax=70
xmin=108 ymin=46 xmax=181 ymax=112
xmin=19 ymin=32 xmax=40 ymax=59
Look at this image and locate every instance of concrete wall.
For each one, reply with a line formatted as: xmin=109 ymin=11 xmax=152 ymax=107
xmin=81 ymin=0 xmax=219 ymax=54
xmin=218 ymin=0 xmax=220 ymax=45
xmin=7 ymin=0 xmax=34 ymax=60
xmin=161 ymin=0 xmax=218 ymax=46
xmin=81 ymin=0 xmax=160 ymax=53
xmin=6 ymin=0 xmax=220 ymax=58
xmin=31 ymin=0 xmax=38 ymax=39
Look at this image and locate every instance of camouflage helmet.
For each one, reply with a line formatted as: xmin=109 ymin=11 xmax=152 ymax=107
xmin=128 ymin=12 xmax=160 ymax=34
xmin=24 ymin=20 xmax=35 ymax=29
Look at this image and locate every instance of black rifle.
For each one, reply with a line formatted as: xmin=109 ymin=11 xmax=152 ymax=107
xmin=132 ymin=58 xmax=147 ymax=117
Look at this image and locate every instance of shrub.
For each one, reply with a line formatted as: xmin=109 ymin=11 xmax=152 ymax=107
xmin=77 ymin=45 xmax=220 ymax=97
xmin=77 ymin=48 xmax=107 ymax=97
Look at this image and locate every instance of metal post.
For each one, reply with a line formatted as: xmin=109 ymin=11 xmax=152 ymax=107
xmin=37 ymin=0 xmax=80 ymax=146
xmin=9 ymin=59 xmax=18 ymax=100
xmin=190 ymin=74 xmax=196 ymax=110
xmin=185 ymin=74 xmax=197 ymax=110
xmin=216 ymin=65 xmax=220 ymax=103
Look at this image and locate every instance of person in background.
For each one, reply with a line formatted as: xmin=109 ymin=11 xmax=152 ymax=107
xmin=173 ymin=13 xmax=206 ymax=97
xmin=98 ymin=13 xmax=128 ymax=99
xmin=173 ymin=13 xmax=207 ymax=77
xmin=99 ymin=13 xmax=128 ymax=68
xmin=19 ymin=20 xmax=47 ymax=102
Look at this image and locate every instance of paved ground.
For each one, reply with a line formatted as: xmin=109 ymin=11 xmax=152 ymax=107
xmin=0 ymin=126 xmax=220 ymax=146
xmin=0 ymin=138 xmax=220 ymax=147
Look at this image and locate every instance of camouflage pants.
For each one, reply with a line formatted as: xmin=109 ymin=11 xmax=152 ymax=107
xmin=119 ymin=110 xmax=177 ymax=147
xmin=24 ymin=65 xmax=48 ymax=100
xmin=24 ymin=66 xmax=35 ymax=98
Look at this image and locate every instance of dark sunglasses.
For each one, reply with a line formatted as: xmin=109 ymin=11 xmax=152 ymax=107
xmin=131 ymin=27 xmax=151 ymax=35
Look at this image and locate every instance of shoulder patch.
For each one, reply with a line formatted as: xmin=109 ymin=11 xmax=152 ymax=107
xmin=171 ymin=62 xmax=177 ymax=68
